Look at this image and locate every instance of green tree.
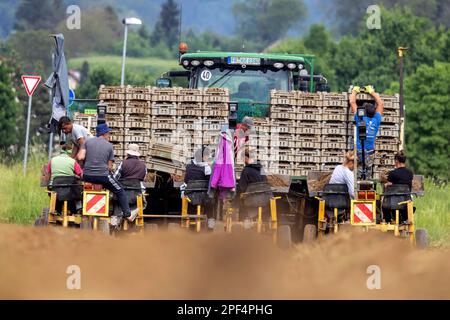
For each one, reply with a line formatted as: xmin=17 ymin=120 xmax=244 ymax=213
xmin=401 ymin=61 xmax=450 ymax=178
xmin=77 ymin=68 xmax=120 ymax=99
xmin=56 ymin=6 xmax=122 ymax=58
xmin=0 ymin=60 xmax=19 ymax=149
xmin=332 ymin=7 xmax=446 ymax=92
xmin=151 ymin=0 xmax=180 ymax=49
xmin=79 ymin=61 xmax=90 ymax=86
xmin=14 ymin=0 xmax=65 ymax=32
xmin=233 ymin=0 xmax=307 ymax=49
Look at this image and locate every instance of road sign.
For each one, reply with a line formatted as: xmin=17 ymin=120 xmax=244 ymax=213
xmin=83 ymin=191 xmax=109 ymax=217
xmin=21 ymin=75 xmax=41 ymax=175
xmin=21 ymin=75 xmax=41 ymax=96
xmin=69 ymin=88 xmax=75 ymax=107
xmin=351 ymin=200 xmax=376 ymax=226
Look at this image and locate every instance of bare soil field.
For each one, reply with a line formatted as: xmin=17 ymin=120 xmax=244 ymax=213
xmin=0 ymin=224 xmax=449 ymax=299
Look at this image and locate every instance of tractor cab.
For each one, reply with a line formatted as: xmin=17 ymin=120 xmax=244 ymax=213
xmin=157 ymin=50 xmax=329 ymax=122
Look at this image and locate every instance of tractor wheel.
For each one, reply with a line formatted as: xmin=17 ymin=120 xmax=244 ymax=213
xmin=35 ymin=208 xmax=50 ymax=226
xmin=277 ymin=225 xmax=292 ymax=249
xmin=98 ymin=219 xmax=111 ymax=235
xmin=415 ymin=229 xmax=428 ymax=249
xmin=303 ymin=224 xmax=317 ymax=244
xmin=80 ymin=217 xmax=92 ymax=230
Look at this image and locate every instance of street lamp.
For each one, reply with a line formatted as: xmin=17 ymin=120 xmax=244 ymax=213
xmin=121 ymin=17 xmax=142 ymax=86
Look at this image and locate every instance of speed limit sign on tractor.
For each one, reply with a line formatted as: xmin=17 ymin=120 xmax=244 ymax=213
xmin=351 ymin=200 xmax=376 ymax=226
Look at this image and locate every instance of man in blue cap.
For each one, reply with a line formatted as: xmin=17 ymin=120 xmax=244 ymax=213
xmin=78 ymin=123 xmax=134 ymax=225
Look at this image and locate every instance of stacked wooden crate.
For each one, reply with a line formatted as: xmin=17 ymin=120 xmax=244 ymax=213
xmin=269 ymin=90 xmax=297 ymax=175
xmin=295 ymin=92 xmax=322 ymax=176
xmin=124 ymin=86 xmax=151 ymax=163
xmin=148 ymin=87 xmax=180 ymax=173
xmin=202 ymin=88 xmax=229 ymax=149
xmin=320 ymin=92 xmax=349 ymax=172
xmin=98 ymin=85 xmax=126 ymax=161
xmin=72 ymin=112 xmax=97 ymax=137
xmin=177 ymin=88 xmax=203 ymax=161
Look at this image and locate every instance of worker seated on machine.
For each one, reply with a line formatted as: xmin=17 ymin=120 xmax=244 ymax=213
xmin=78 ymin=123 xmax=134 ymax=227
xmin=321 ymin=151 xmax=354 ymax=222
xmin=349 ymin=85 xmax=384 ymax=179
xmin=113 ymin=143 xmax=147 ymax=211
xmin=181 ymin=147 xmax=212 ymax=210
xmin=381 ymin=150 xmax=414 ymax=223
xmin=44 ymin=144 xmax=83 ymax=214
xmin=238 ymin=150 xmax=271 ymax=221
xmin=329 ymin=151 xmax=355 ymax=199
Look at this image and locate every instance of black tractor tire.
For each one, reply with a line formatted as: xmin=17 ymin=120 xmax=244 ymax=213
xmin=35 ymin=208 xmax=50 ymax=226
xmin=303 ymin=224 xmax=317 ymax=244
xmin=415 ymin=229 xmax=428 ymax=249
xmin=277 ymin=225 xmax=292 ymax=249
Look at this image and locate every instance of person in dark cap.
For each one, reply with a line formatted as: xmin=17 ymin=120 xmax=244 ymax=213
xmin=78 ymin=123 xmax=134 ymax=225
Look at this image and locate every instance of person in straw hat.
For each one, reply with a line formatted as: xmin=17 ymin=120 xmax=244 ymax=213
xmin=114 ymin=143 xmax=147 ymax=184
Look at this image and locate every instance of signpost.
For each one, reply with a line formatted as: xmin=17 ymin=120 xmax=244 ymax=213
xmin=21 ymin=75 xmax=41 ymax=175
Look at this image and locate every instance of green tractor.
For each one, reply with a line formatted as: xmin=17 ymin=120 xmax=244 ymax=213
xmin=158 ymin=51 xmax=329 ymax=122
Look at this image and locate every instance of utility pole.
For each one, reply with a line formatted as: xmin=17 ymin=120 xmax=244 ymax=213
xmin=398 ymin=47 xmax=408 ymax=150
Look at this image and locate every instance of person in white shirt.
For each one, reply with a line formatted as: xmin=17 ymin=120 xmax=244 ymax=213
xmin=329 ymin=151 xmax=355 ymax=198
xmin=59 ymin=116 xmax=92 ymax=160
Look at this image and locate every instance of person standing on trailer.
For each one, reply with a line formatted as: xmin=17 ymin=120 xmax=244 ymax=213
xmin=349 ymin=85 xmax=384 ymax=179
xmin=59 ymin=116 xmax=92 ymax=161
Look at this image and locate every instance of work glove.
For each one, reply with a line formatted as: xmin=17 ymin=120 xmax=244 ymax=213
xmin=352 ymin=86 xmax=361 ymax=94
xmin=365 ymin=85 xmax=375 ymax=94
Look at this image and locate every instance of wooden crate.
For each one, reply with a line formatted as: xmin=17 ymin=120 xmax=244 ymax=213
xmin=270 ymin=133 xmax=295 ymax=148
xmin=124 ymin=128 xmax=151 ymax=143
xmin=297 ymin=111 xmax=322 ymax=121
xmin=321 ymin=123 xmax=347 ymax=136
xmin=298 ymin=155 xmax=321 ymax=163
xmin=109 ymin=128 xmax=124 ymax=142
xmin=126 ymin=100 xmax=150 ymax=115
xmin=322 ymin=141 xmax=347 ymax=149
xmin=146 ymin=157 xmax=184 ymax=176
xmin=106 ymin=114 xmax=124 ymax=128
xmin=321 ymin=155 xmax=341 ymax=164
xmin=151 ymin=102 xmax=177 ymax=116
xmin=203 ymin=103 xmax=228 ymax=117
xmin=270 ymin=119 xmax=296 ymax=134
xmin=102 ymin=100 xmax=125 ymax=114
xmin=270 ymin=90 xmax=296 ymax=105
xmin=296 ymin=121 xmax=322 ymax=135
xmin=293 ymin=149 xmax=320 ymax=157
xmin=151 ymin=116 xmax=176 ymax=130
xmin=322 ymin=93 xmax=348 ymax=107
xmin=177 ymin=102 xmax=203 ymax=117
xmin=125 ymin=115 xmax=151 ymax=129
xmin=177 ymin=117 xmax=203 ymax=131
xmin=382 ymin=115 xmax=400 ymax=124
xmin=322 ymin=113 xmax=347 ymax=122
xmin=270 ymin=105 xmax=296 ymax=120
xmin=203 ymin=88 xmax=229 ymax=103
xmin=203 ymin=118 xmax=228 ymax=131
xmin=178 ymin=88 xmax=203 ymax=102
xmin=150 ymin=130 xmax=176 ymax=144
xmin=126 ymin=86 xmax=151 ymax=100
xmin=293 ymin=164 xmax=320 ymax=176
xmin=98 ymin=85 xmax=126 ymax=100
xmin=151 ymin=87 xmax=179 ymax=102
xmin=295 ymin=135 xmax=321 ymax=149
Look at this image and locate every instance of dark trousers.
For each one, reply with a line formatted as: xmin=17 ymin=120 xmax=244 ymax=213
xmin=83 ymin=174 xmax=131 ymax=217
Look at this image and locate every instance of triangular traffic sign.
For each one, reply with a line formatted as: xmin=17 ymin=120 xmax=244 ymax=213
xmin=21 ymin=75 xmax=41 ymax=96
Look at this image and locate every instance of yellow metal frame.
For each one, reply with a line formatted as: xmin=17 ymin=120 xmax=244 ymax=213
xmin=46 ymin=190 xmax=82 ymax=227
xmin=82 ymin=190 xmax=110 ymax=217
xmin=350 ymin=200 xmax=376 ymax=226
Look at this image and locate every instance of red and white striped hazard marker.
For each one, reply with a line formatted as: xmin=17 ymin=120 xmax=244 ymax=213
xmin=85 ymin=194 xmax=107 ymax=216
xmin=353 ymin=202 xmax=375 ymax=224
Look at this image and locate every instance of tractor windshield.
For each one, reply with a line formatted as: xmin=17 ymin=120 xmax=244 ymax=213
xmin=195 ymin=67 xmax=290 ymax=103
